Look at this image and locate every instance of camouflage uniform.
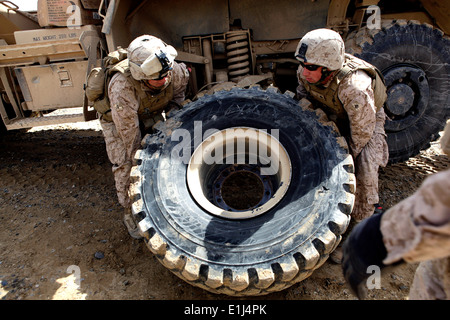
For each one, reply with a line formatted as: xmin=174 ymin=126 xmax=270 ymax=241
xmin=100 ymin=61 xmax=189 ymax=208
xmin=380 ymin=122 xmax=450 ymax=299
xmin=297 ymin=67 xmax=389 ymax=221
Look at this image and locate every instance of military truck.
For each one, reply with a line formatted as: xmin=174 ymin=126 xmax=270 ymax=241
xmin=1 ymin=0 xmax=449 ymax=160
xmin=1 ymin=0 xmax=449 ymax=296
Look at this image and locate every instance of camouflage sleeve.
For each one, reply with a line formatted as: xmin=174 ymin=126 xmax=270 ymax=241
xmin=296 ymin=65 xmax=309 ymax=100
xmin=171 ymin=61 xmax=190 ymax=103
xmin=338 ymin=70 xmax=377 ymax=157
xmin=108 ymin=73 xmax=140 ymax=113
xmin=103 ymin=73 xmax=142 ymax=208
xmin=108 ymin=74 xmax=141 ymax=152
xmin=380 ymin=169 xmax=450 ymax=264
xmin=107 ymin=72 xmax=141 ymax=162
xmin=108 ymin=74 xmax=140 ymax=146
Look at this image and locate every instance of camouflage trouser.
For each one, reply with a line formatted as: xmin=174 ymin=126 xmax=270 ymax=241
xmin=100 ymin=112 xmax=141 ymax=209
xmin=409 ymin=258 xmax=450 ymax=300
xmin=351 ymin=108 xmax=389 ymax=221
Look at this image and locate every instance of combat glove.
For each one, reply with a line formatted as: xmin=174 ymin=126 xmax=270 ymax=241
xmin=342 ymin=212 xmax=388 ymax=299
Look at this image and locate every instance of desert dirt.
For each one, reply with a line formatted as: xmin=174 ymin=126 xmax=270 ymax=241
xmin=0 ymin=117 xmax=448 ymax=301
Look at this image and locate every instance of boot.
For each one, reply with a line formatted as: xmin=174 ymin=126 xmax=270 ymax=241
xmin=123 ymin=209 xmax=143 ymax=239
xmin=329 ymin=246 xmax=343 ymax=264
xmin=374 ymin=204 xmax=384 ymax=215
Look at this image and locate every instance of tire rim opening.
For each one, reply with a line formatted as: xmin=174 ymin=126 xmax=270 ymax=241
xmin=187 ymin=127 xmax=292 ymax=219
xmin=214 ymin=166 xmax=271 ymax=211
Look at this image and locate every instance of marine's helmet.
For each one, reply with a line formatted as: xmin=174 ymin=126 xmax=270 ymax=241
xmin=295 ymin=28 xmax=345 ymax=71
xmin=128 ymin=35 xmax=178 ymax=81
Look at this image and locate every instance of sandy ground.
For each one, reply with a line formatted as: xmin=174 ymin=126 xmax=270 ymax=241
xmin=0 ymin=117 xmax=448 ymax=301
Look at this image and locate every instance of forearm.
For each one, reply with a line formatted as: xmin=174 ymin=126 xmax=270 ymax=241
xmin=381 ymin=169 xmax=450 ymax=264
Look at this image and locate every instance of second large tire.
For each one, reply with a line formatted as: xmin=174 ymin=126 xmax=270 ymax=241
xmin=129 ymin=87 xmax=355 ymax=296
xmin=346 ymin=20 xmax=450 ymax=163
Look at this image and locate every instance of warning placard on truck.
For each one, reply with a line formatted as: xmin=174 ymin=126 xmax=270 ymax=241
xmin=14 ymin=25 xmax=99 ymax=44
xmin=37 ymin=0 xmax=102 ymax=27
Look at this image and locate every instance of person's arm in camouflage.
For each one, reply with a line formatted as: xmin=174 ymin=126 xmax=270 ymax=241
xmin=295 ymin=65 xmax=309 ymax=100
xmin=381 ymin=169 xmax=450 ymax=264
xmin=171 ymin=62 xmax=190 ymax=104
xmin=343 ymin=122 xmax=450 ymax=299
xmin=338 ymin=70 xmax=376 ymax=158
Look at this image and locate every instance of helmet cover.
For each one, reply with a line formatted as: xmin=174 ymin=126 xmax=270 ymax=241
xmin=128 ymin=35 xmax=178 ymax=80
xmin=295 ymin=28 xmax=345 ymax=70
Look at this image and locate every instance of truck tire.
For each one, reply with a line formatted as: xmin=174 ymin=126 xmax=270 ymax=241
xmin=129 ymin=87 xmax=355 ymax=296
xmin=346 ymin=20 xmax=450 ymax=163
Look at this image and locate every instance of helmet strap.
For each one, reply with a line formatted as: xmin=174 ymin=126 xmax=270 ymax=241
xmin=311 ymin=67 xmax=334 ymax=87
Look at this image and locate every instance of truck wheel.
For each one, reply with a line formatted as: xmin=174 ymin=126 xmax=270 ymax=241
xmin=129 ymin=87 xmax=355 ymax=296
xmin=346 ymin=20 xmax=450 ymax=163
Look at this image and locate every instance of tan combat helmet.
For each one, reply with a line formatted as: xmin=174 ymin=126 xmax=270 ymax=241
xmin=128 ymin=35 xmax=178 ymax=81
xmin=295 ymin=28 xmax=345 ymax=71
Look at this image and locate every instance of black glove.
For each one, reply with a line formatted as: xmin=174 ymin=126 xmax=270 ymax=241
xmin=342 ymin=212 xmax=388 ymax=299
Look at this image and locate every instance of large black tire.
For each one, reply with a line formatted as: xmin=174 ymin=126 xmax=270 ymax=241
xmin=129 ymin=87 xmax=355 ymax=296
xmin=346 ymin=20 xmax=450 ymax=163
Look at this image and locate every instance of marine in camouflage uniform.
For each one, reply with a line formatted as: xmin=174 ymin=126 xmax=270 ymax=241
xmin=100 ymin=35 xmax=189 ymax=237
xmin=101 ymin=62 xmax=188 ymax=208
xmin=295 ymin=28 xmax=389 ymax=222
xmin=343 ymin=120 xmax=450 ymax=300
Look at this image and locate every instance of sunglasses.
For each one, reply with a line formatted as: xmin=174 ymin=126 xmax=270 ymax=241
xmin=299 ymin=62 xmax=322 ymax=71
